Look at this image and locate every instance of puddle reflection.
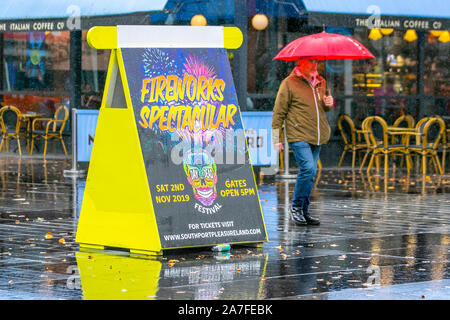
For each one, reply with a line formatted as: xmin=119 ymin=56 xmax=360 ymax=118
xmin=75 ymin=248 xmax=269 ymax=300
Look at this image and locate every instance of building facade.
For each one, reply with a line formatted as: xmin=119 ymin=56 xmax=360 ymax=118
xmin=0 ymin=0 xmax=448 ymax=166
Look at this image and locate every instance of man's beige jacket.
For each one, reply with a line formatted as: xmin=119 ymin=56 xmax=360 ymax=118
xmin=272 ymin=70 xmax=332 ymax=145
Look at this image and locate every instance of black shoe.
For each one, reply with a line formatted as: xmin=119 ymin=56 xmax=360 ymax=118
xmin=304 ymin=213 xmax=320 ymax=225
xmin=290 ymin=206 xmax=307 ymax=226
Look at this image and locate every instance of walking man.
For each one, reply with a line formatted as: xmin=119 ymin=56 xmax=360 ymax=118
xmin=272 ymin=58 xmax=334 ymax=225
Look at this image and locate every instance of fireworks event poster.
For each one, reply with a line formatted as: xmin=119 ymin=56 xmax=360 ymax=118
xmin=121 ymin=47 xmax=267 ymax=248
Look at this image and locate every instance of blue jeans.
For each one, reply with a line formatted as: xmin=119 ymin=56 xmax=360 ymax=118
xmin=289 ymin=141 xmax=321 ymax=213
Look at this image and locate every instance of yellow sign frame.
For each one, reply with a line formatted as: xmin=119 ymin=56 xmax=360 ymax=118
xmin=76 ymin=47 xmax=164 ymax=254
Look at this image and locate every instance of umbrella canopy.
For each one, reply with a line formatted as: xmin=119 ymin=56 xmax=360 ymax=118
xmin=274 ymin=32 xmax=375 ymax=61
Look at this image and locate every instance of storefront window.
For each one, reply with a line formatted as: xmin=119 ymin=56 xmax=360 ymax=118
xmin=1 ymin=30 xmax=110 ymax=113
xmin=246 ymin=19 xmax=449 ymax=129
xmin=349 ymin=28 xmax=419 ymax=124
xmin=2 ymin=31 xmax=70 ymax=115
xmin=352 ymin=29 xmax=418 ymax=96
xmin=3 ymin=32 xmax=69 ymax=92
xmin=423 ymin=31 xmax=450 ymax=117
xmin=248 ymin=15 xmax=319 ymax=111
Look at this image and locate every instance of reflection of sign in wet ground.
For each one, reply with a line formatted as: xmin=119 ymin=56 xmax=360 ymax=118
xmin=76 ymin=250 xmax=268 ymax=300
xmin=75 ymin=26 xmax=267 ymax=254
xmin=161 ymin=256 xmax=267 ymax=300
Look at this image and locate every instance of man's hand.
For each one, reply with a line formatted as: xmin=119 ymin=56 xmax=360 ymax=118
xmin=324 ymin=94 xmax=334 ymax=107
xmin=273 ymin=142 xmax=284 ymax=152
xmin=318 ymin=77 xmax=334 ymax=107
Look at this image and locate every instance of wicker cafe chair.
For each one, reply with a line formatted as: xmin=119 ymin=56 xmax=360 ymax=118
xmin=360 ymin=116 xmax=411 ymax=174
xmin=400 ymin=116 xmax=429 ymax=170
xmin=408 ymin=117 xmax=445 ymax=175
xmin=390 ymin=114 xmax=416 ymax=168
xmin=337 ymin=114 xmax=368 ymax=168
xmin=391 ymin=114 xmax=415 ymax=143
xmin=359 ymin=116 xmax=378 ymax=171
xmin=30 ymin=105 xmax=69 ymax=157
xmin=432 ymin=115 xmax=447 ymax=173
xmin=0 ymin=106 xmax=23 ymax=156
xmin=446 ymin=127 xmax=450 ymax=172
xmin=392 ymin=114 xmax=415 ymax=129
xmin=445 ymin=127 xmax=450 ymax=173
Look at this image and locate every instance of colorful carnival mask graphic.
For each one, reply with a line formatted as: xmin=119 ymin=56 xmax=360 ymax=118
xmin=183 ymin=151 xmax=217 ymax=206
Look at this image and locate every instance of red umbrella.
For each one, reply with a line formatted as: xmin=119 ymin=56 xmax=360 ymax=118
xmin=273 ymin=32 xmax=375 ymax=61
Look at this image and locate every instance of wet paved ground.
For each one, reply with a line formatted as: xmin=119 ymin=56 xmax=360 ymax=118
xmin=0 ymin=154 xmax=449 ymax=300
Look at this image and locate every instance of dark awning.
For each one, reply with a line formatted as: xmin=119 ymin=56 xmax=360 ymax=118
xmin=303 ymin=0 xmax=450 ymax=30
xmin=0 ymin=0 xmax=168 ymax=32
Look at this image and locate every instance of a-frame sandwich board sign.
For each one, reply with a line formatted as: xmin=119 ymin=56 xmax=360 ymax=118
xmin=75 ymin=26 xmax=268 ymax=255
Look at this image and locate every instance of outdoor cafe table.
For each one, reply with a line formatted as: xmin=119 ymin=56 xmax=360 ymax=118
xmin=21 ymin=112 xmax=42 ymax=153
xmin=387 ymin=127 xmax=416 ymax=131
xmin=386 ymin=126 xmax=418 ymax=146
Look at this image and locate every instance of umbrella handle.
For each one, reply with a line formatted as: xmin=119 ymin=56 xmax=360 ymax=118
xmin=324 ymin=57 xmax=328 ymax=95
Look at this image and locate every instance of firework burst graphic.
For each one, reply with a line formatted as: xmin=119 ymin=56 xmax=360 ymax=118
xmin=178 ymin=54 xmax=226 ymax=150
xmin=142 ymin=49 xmax=181 ymax=138
xmin=142 ymin=48 xmax=179 ymax=78
xmin=183 ymin=55 xmax=216 ymax=79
